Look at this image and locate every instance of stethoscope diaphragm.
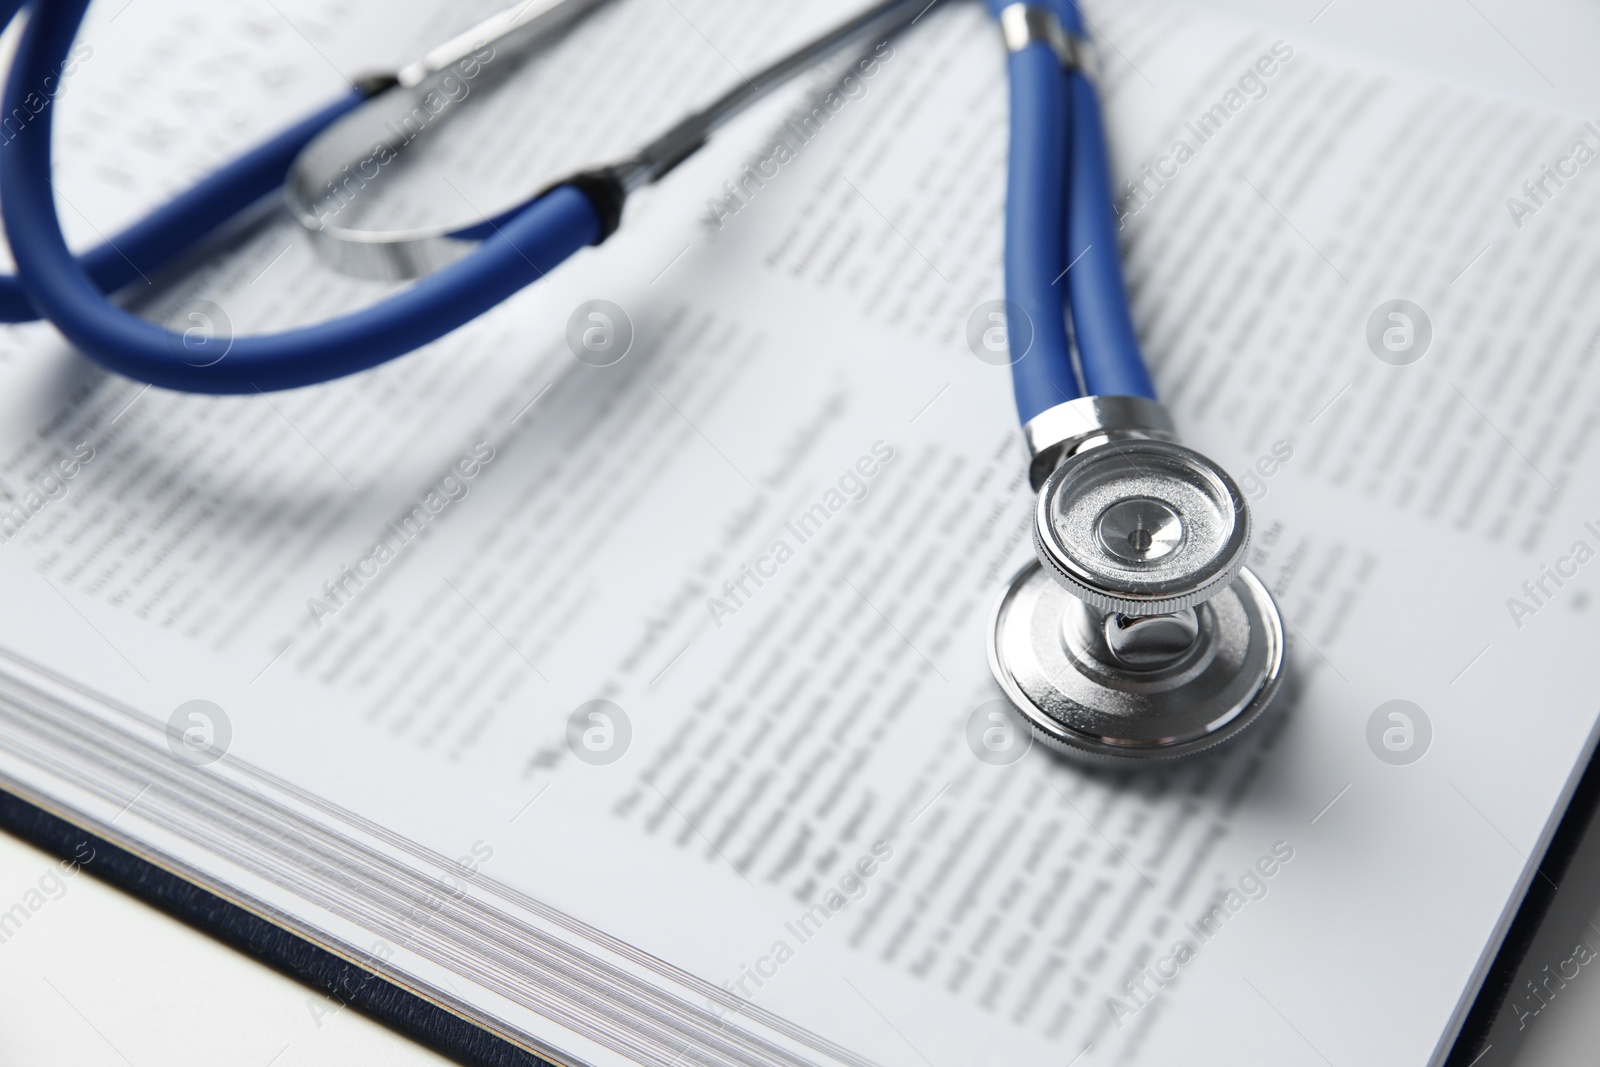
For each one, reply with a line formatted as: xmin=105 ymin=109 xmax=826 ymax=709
xmin=991 ymin=416 xmax=1287 ymax=762
xmin=1033 ymin=438 xmax=1253 ymax=615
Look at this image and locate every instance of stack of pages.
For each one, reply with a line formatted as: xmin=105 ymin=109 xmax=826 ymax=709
xmin=1 ymin=0 xmax=1597 ymax=1063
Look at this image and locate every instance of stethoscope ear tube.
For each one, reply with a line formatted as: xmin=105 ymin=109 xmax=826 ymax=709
xmin=286 ymin=0 xmax=934 ymax=280
xmin=0 ymin=0 xmax=607 ymax=393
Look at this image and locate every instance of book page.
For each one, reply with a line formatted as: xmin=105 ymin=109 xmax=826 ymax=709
xmin=0 ymin=1 xmax=1597 ymax=1065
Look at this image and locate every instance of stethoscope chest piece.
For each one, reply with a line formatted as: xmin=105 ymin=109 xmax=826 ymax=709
xmin=989 ymin=408 xmax=1287 ymax=761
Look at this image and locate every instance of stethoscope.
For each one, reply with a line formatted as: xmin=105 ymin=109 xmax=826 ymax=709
xmin=0 ymin=0 xmax=1286 ymax=760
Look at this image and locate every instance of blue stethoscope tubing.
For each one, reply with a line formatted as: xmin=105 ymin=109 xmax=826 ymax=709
xmin=990 ymin=0 xmax=1155 ymax=420
xmin=0 ymin=0 xmax=1155 ymax=417
xmin=0 ymin=0 xmax=603 ymax=393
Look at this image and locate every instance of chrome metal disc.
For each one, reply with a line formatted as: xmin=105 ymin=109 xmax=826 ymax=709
xmin=1034 ymin=438 xmax=1250 ymax=616
xmin=986 ymin=559 xmax=1286 ymax=761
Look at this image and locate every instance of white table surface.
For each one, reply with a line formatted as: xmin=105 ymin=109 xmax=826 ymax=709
xmin=0 ymin=828 xmax=450 ymax=1067
xmin=6 ymin=815 xmax=1600 ymax=1066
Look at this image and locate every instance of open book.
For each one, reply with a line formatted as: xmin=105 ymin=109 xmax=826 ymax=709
xmin=2 ymin=0 xmax=1597 ymax=1064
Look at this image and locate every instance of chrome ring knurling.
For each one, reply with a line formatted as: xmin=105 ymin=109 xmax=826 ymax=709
xmin=1032 ymin=439 xmax=1251 ymax=616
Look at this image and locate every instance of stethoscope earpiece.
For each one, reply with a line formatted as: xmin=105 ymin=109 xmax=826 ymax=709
xmin=989 ymin=399 xmax=1287 ymax=762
